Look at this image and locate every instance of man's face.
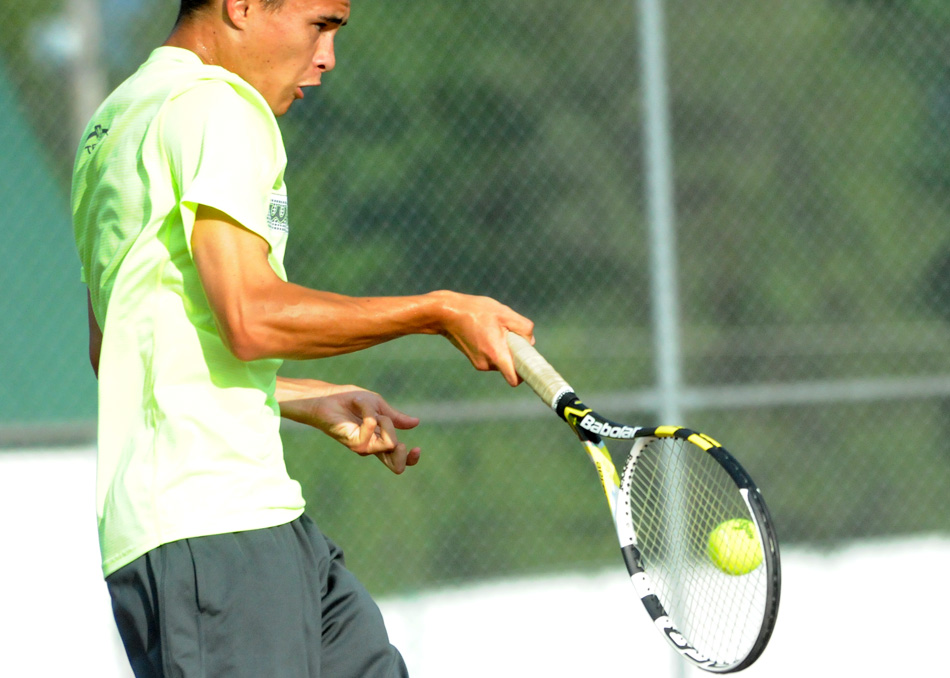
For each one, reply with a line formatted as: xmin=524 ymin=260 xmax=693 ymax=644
xmin=237 ymin=0 xmax=350 ymax=116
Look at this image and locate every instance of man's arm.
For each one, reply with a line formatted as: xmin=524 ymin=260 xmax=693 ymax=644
xmin=87 ymin=290 xmax=102 ymax=379
xmin=190 ymin=205 xmax=535 ymax=385
xmin=85 ymin=283 xmax=418 ymax=471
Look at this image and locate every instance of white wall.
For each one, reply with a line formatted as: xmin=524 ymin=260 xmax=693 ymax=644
xmin=2 ymin=447 xmax=945 ymax=677
xmin=0 ymin=448 xmax=131 ymax=677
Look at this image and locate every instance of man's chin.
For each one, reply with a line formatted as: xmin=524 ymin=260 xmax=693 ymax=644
xmin=272 ymin=98 xmax=295 ymax=117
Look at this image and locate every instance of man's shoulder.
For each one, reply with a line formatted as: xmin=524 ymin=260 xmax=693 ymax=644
xmin=162 ymin=71 xmax=277 ymax=143
xmin=107 ymin=47 xmax=270 ymax=120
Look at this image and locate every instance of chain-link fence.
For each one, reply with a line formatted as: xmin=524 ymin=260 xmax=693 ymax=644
xmin=2 ymin=0 xmax=949 ymax=596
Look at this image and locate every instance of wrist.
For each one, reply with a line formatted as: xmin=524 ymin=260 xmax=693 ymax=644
xmin=424 ymin=289 xmax=462 ymax=336
xmin=276 ymin=376 xmax=330 ymax=402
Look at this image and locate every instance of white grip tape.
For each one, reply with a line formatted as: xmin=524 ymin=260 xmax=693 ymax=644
xmin=506 ymin=333 xmax=573 ymax=410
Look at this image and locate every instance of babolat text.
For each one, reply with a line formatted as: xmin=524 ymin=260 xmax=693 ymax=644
xmin=578 ymin=415 xmax=639 ymax=439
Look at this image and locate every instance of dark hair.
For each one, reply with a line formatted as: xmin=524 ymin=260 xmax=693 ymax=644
xmin=177 ymin=0 xmax=286 ymax=23
xmin=177 ymin=0 xmax=211 ymax=21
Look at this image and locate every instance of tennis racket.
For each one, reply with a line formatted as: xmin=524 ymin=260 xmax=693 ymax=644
xmin=507 ymin=333 xmax=780 ymax=673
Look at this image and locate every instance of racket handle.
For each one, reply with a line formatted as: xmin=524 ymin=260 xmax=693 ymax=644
xmin=507 ymin=333 xmax=573 ymax=409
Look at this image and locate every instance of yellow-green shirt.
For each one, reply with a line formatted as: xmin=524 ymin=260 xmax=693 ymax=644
xmin=72 ymin=47 xmax=304 ymax=577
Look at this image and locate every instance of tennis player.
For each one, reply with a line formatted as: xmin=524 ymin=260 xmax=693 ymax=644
xmin=71 ymin=1 xmax=534 ymax=676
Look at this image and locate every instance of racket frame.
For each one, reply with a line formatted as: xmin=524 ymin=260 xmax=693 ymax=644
xmin=508 ymin=333 xmax=781 ymax=673
xmin=613 ymin=423 xmax=781 ymax=673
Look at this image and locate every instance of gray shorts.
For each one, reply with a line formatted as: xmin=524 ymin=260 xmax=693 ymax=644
xmin=106 ymin=515 xmax=408 ymax=678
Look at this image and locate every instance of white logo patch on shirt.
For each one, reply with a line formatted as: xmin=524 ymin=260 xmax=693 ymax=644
xmin=267 ymin=193 xmax=289 ymax=234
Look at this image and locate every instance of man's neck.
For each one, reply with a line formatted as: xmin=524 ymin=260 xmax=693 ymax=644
xmin=163 ymin=19 xmax=225 ymax=67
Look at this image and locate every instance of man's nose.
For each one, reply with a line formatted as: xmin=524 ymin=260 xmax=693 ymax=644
xmin=315 ymin=35 xmax=336 ymax=72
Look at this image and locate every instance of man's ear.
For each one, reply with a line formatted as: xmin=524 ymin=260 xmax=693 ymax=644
xmin=224 ymin=0 xmax=251 ymax=29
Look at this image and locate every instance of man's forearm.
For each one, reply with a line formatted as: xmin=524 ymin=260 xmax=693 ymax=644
xmin=231 ymin=285 xmax=453 ymax=362
xmin=191 ymin=209 xmax=534 ymax=383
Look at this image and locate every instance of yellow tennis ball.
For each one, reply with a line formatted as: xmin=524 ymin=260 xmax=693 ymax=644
xmin=707 ymin=518 xmax=763 ymax=576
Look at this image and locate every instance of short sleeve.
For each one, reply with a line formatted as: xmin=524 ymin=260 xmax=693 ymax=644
xmin=160 ymin=80 xmax=285 ymax=254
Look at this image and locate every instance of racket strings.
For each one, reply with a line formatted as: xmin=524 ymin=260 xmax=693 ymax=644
xmin=625 ymin=438 xmax=768 ymax=665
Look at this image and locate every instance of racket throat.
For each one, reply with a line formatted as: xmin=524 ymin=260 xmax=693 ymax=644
xmin=582 ymin=439 xmax=621 ymax=514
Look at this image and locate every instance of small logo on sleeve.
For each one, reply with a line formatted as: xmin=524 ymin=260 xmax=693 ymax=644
xmin=83 ymin=124 xmax=109 ymax=154
xmin=268 ymin=193 xmax=289 ymax=234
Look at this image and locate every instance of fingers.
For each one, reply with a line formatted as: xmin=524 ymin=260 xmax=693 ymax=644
xmin=497 ymin=349 xmax=521 ymax=387
xmin=371 ymin=412 xmax=417 ymax=474
xmin=356 ymin=398 xmax=419 ymax=447
xmin=376 ymin=400 xmax=421 ymax=431
xmin=458 ymin=296 xmax=534 ymax=387
xmin=372 ymin=416 xmax=422 ymax=474
xmin=508 ymin=316 xmax=535 ymax=345
xmin=375 ymin=443 xmax=422 ymax=475
xmin=495 ymin=321 xmax=534 ymax=386
xmin=353 ymin=399 xmax=422 ymax=474
xmin=500 ymin=325 xmax=535 ymax=386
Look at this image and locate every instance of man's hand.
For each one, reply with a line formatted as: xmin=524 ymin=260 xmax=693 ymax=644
xmin=277 ymin=378 xmax=421 ymax=474
xmin=433 ymin=290 xmax=535 ymax=387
